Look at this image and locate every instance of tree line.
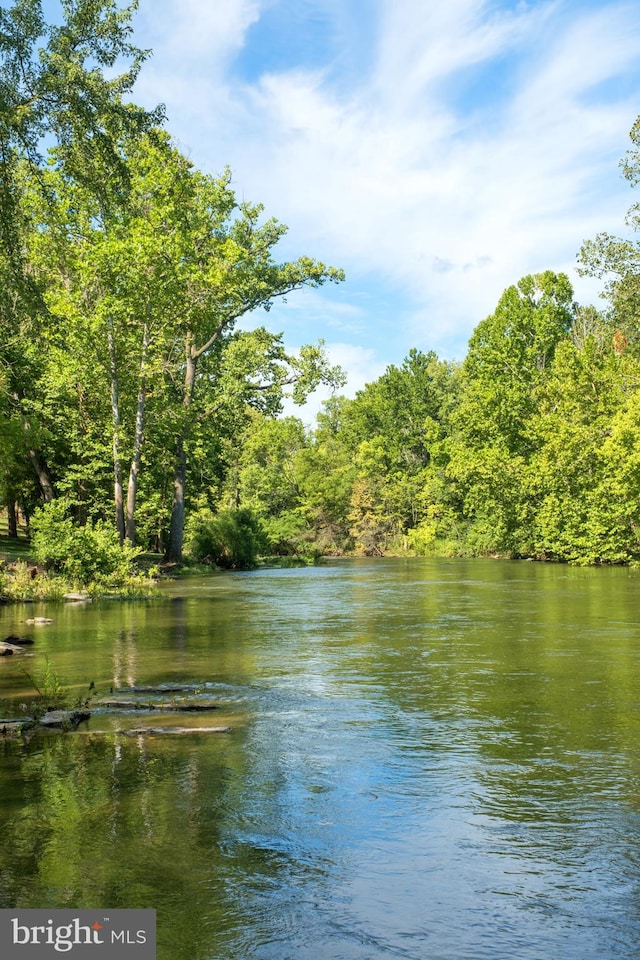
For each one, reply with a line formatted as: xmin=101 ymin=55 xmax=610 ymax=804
xmin=2 ymin=1 xmax=640 ymax=569
xmin=0 ymin=0 xmax=344 ymax=568
xmin=215 ymin=121 xmax=640 ymax=566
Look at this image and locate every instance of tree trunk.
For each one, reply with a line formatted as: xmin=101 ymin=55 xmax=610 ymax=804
xmin=125 ymin=320 xmax=150 ymax=546
xmin=16 ymin=394 xmax=56 ymax=503
xmin=108 ymin=317 xmax=126 ymax=544
xmin=165 ymin=436 xmax=187 ymax=563
xmin=27 ymin=447 xmax=55 ymax=502
xmin=165 ymin=338 xmax=197 ymax=563
xmin=7 ymin=498 xmax=18 ymax=538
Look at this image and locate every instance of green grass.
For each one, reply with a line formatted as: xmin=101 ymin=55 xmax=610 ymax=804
xmin=0 ymin=534 xmax=33 ymax=564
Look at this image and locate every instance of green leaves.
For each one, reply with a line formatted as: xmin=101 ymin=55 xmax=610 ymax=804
xmin=30 ymin=498 xmax=143 ymax=586
xmin=185 ymin=507 xmax=264 ymax=570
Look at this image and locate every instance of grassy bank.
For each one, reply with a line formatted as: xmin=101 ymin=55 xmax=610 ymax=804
xmin=0 ymin=529 xmax=157 ymax=603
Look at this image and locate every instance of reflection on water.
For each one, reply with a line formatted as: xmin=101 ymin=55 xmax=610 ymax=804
xmin=1 ymin=559 xmax=640 ymax=959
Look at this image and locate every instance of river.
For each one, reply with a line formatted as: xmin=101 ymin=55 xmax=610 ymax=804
xmin=1 ymin=558 xmax=639 ymax=959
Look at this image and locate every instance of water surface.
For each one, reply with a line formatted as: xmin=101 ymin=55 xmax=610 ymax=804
xmin=1 ymin=559 xmax=639 ymax=959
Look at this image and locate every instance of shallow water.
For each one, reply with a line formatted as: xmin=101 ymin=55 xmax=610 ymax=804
xmin=1 ymin=558 xmax=640 ymax=959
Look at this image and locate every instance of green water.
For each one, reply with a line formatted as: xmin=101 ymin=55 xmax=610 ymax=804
xmin=1 ymin=558 xmax=639 ymax=959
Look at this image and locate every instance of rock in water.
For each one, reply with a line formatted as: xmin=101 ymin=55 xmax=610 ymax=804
xmin=38 ymin=709 xmax=91 ymax=729
xmin=124 ymin=725 xmax=231 ymax=736
xmin=0 ymin=641 xmax=31 ymax=655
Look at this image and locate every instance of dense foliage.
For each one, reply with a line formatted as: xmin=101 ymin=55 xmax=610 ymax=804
xmin=2 ymin=2 xmax=640 ymax=571
xmin=222 ymin=250 xmax=640 ymax=565
xmin=0 ymin=0 xmax=344 ymax=584
xmin=30 ymin=499 xmax=144 ymax=586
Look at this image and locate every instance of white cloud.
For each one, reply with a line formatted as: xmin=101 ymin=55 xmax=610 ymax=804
xmin=372 ymin=0 xmax=542 ymax=109
xmin=131 ymin=0 xmax=640 ymax=366
xmin=138 ymin=0 xmax=262 ymax=61
xmin=133 ymin=0 xmax=264 ymax=145
xmin=234 ymin=2 xmax=638 ymax=278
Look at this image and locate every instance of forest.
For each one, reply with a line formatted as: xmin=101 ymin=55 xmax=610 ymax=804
xmin=3 ymin=0 xmax=640 ymax=592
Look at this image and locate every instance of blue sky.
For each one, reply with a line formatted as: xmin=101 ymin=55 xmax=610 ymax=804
xmin=47 ymin=0 xmax=640 ymax=417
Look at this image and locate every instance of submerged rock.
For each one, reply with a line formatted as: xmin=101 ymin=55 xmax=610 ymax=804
xmin=95 ymin=697 xmax=219 ymax=712
xmin=0 ymin=719 xmax=32 ymax=735
xmin=123 ymin=725 xmax=231 ymax=736
xmin=38 ymin=709 xmax=91 ymax=729
xmin=113 ymin=685 xmax=200 ymax=694
xmin=0 ymin=642 xmax=29 ymax=656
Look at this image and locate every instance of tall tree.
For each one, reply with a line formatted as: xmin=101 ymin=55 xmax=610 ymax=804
xmin=446 ymin=272 xmax=575 ymax=555
xmin=0 ymin=0 xmax=159 ymax=277
xmin=156 ymin=161 xmax=345 ymax=563
xmin=524 ymin=334 xmax=625 ymax=561
xmin=0 ymin=0 xmax=160 ymax=518
xmin=26 ymin=133 xmax=345 ymax=554
xmin=578 ymin=114 xmax=640 ymax=350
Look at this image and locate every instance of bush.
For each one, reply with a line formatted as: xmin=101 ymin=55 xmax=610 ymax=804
xmin=2 ymin=561 xmax=67 ymax=601
xmin=185 ymin=508 xmax=265 ymax=569
xmin=30 ymin=500 xmax=143 ymax=587
xmin=259 ymin=510 xmax=319 ymax=558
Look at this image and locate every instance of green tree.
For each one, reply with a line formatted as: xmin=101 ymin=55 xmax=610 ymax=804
xmin=594 ymin=388 xmax=640 ymax=561
xmin=334 ymin=351 xmax=458 ymax=553
xmin=16 ymin=131 xmax=345 ymax=557
xmin=231 ymin=413 xmax=310 ymax=555
xmin=578 ymin=114 xmax=640 ymax=351
xmin=293 ymin=397 xmax=357 ymax=555
xmin=156 ymin=163 xmax=345 ymax=563
xmin=29 ymin=132 xmax=200 ymax=543
xmin=0 ymin=0 xmax=158 ymax=263
xmin=0 ymin=0 xmax=160 ymax=524
xmin=524 ymin=333 xmax=627 ymax=561
xmin=461 ymin=271 xmax=574 ymax=450
xmin=447 ymin=272 xmax=575 ymax=555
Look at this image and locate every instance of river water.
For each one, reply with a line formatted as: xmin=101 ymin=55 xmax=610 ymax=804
xmin=1 ymin=558 xmax=639 ymax=959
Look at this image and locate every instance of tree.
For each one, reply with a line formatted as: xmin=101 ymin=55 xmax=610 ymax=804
xmin=231 ymin=413 xmax=309 ymax=555
xmin=342 ymin=350 xmax=458 ymax=551
xmin=523 ymin=334 xmax=626 ymax=561
xmin=293 ymin=397 xmax=357 ymax=555
xmin=446 ymin=272 xmax=575 ymax=555
xmin=0 ymin=0 xmax=160 ymax=310
xmin=156 ymin=161 xmax=345 ymax=563
xmin=0 ymin=0 xmax=158 ymax=254
xmin=28 ymin=132 xmax=198 ymax=543
xmin=461 ymin=272 xmax=574 ymax=451
xmin=578 ymin=114 xmax=640 ymax=351
xmin=344 ymin=350 xmax=454 ymax=465
xmin=12 ymin=129 xmax=345 ymax=556
xmin=0 ymin=0 xmax=161 ymax=523
xmin=595 ymin=389 xmax=640 ymax=561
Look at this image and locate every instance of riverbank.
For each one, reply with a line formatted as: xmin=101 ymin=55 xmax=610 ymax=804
xmin=0 ymin=534 xmax=158 ymax=602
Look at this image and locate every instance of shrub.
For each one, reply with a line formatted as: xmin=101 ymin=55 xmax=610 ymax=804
xmin=185 ymin=508 xmax=265 ymax=569
xmin=2 ymin=561 xmax=67 ymax=601
xmin=260 ymin=511 xmax=323 ymax=561
xmin=30 ymin=500 xmax=143 ymax=587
